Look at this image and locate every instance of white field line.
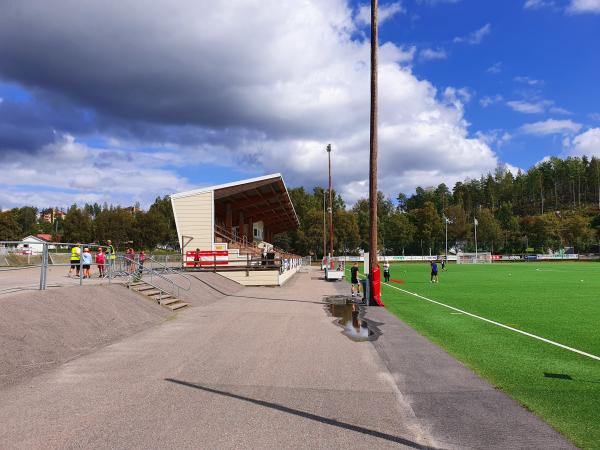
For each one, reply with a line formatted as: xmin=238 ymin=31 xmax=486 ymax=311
xmin=381 ymin=282 xmax=600 ymax=362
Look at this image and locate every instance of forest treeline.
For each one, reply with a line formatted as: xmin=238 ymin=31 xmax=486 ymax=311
xmin=2 ymin=156 xmax=600 ymax=255
xmin=0 ymin=197 xmax=178 ymax=250
xmin=274 ymin=156 xmax=600 ymax=257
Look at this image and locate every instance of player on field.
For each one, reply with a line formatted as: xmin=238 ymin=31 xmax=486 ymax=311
xmin=430 ymin=260 xmax=439 ymax=283
xmin=350 ymin=262 xmax=360 ymax=297
xmin=383 ymin=260 xmax=390 ymax=283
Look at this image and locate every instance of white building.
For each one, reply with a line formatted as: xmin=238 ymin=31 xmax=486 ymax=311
xmin=16 ymin=234 xmax=56 ymax=254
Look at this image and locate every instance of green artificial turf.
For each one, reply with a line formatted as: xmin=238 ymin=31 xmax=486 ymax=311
xmin=351 ymin=262 xmax=600 ymax=449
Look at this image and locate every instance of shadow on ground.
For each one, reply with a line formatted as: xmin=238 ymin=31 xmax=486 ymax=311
xmin=165 ymin=378 xmax=438 ymax=450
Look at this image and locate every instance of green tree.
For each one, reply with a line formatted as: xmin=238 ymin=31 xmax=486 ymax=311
xmin=475 ymin=208 xmax=502 ymax=251
xmin=61 ymin=205 xmax=93 ymax=243
xmin=410 ymin=202 xmax=442 ymax=255
xmin=0 ymin=212 xmax=21 ymax=240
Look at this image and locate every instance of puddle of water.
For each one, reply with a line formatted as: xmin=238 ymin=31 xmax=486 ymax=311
xmin=323 ymin=296 xmax=380 ymax=342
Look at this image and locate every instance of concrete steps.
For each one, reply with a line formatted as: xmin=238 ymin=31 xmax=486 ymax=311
xmin=128 ymin=281 xmax=189 ymax=311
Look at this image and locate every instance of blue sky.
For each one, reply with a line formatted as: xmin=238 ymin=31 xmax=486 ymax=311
xmin=389 ymin=0 xmax=600 ymax=168
xmin=0 ymin=0 xmax=598 ymax=209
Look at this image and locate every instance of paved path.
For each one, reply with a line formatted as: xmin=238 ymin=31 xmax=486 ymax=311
xmin=0 ymin=269 xmax=434 ymax=449
xmin=0 ymin=268 xmax=573 ymax=449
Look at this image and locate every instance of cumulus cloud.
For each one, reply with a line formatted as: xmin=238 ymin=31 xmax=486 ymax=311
xmin=419 ymin=48 xmax=448 ymax=61
xmin=454 ymin=23 xmax=492 ymax=45
xmin=0 ymin=134 xmax=191 ymax=208
xmin=567 ymin=0 xmax=600 ymax=13
xmin=475 ymin=129 xmax=512 ymax=148
xmin=520 ymin=119 xmax=582 ymax=135
xmin=507 ymin=100 xmax=552 ymax=114
xmin=568 ymin=128 xmax=600 ymax=156
xmin=0 ymin=0 xmax=499 ymax=207
xmin=356 ymin=2 xmax=405 ymax=26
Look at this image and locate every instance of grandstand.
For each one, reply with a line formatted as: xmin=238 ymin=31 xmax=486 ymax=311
xmin=170 ymin=174 xmax=301 ymax=285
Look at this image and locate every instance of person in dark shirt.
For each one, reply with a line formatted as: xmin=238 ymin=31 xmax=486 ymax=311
xmin=430 ymin=261 xmax=439 ymax=283
xmin=350 ymin=262 xmax=360 ymax=297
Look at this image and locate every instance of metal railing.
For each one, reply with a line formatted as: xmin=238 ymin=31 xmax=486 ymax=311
xmin=119 ymin=256 xmax=190 ymax=302
xmin=214 ymin=224 xmax=300 ymax=259
xmin=0 ymin=240 xmax=191 ymax=294
xmin=146 ymin=256 xmax=192 ymax=291
xmin=0 ymin=240 xmax=112 ymax=290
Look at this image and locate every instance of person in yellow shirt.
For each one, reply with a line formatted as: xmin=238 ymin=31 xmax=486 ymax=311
xmin=68 ymin=243 xmax=81 ymax=277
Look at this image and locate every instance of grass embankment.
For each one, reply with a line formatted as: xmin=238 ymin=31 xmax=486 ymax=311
xmin=351 ymin=262 xmax=600 ymax=449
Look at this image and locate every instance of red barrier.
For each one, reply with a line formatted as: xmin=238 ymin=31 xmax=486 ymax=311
xmin=185 ymin=250 xmax=229 ymax=266
xmin=372 ymin=266 xmax=384 ymax=306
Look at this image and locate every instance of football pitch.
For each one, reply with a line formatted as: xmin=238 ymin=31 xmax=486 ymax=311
xmin=350 ymin=261 xmax=600 ymax=449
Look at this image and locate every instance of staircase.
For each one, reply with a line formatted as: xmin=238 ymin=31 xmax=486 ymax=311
xmin=128 ymin=280 xmax=189 ymax=311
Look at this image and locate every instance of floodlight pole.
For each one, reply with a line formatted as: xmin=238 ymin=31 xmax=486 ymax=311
xmin=323 ymin=191 xmax=327 ymax=259
xmin=327 ymin=144 xmax=334 ymax=258
xmin=474 ymin=218 xmax=478 ymax=260
xmin=444 ymin=216 xmax=448 ymax=260
xmin=368 ymin=0 xmax=379 ymax=303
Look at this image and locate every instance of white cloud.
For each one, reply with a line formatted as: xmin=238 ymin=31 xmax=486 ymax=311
xmin=0 ymin=135 xmax=192 ymax=208
xmin=480 ymin=94 xmax=503 ymax=107
xmin=454 ymin=23 xmax=492 ymax=45
xmin=590 ymin=113 xmax=600 ymax=121
xmin=520 ymin=119 xmax=583 ymax=136
xmin=524 ymin=0 xmax=556 ymax=9
xmin=475 ymin=129 xmax=512 ymax=148
xmin=0 ymin=0 xmax=500 ymax=206
xmin=507 ymin=100 xmax=551 ymax=114
xmin=417 ymin=0 xmax=462 ymax=4
xmin=567 ymin=0 xmax=600 ymax=13
xmin=549 ymin=106 xmax=572 ymax=115
xmin=514 ymin=75 xmax=543 ymax=85
xmin=356 ymin=2 xmax=405 ymax=26
xmin=443 ymin=87 xmax=473 ymax=109
xmin=419 ymin=47 xmax=447 ymax=61
xmin=569 ymin=128 xmax=600 ymax=156
xmin=486 ymin=62 xmax=502 ymax=74
xmin=507 ymin=98 xmax=570 ymax=115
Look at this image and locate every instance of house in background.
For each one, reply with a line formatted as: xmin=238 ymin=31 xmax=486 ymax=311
xmin=16 ymin=234 xmax=56 ymax=254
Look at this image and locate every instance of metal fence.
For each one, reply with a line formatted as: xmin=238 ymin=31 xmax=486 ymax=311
xmin=0 ymin=240 xmax=183 ymax=293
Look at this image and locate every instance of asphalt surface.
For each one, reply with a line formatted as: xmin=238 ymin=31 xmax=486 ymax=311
xmin=365 ymin=306 xmax=575 ymax=449
xmin=0 ymin=268 xmax=574 ymax=449
xmin=0 ymin=269 xmax=434 ymax=449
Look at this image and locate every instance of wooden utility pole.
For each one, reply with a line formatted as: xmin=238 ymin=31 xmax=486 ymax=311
xmin=327 ymin=144 xmax=334 ymax=257
xmin=369 ymin=0 xmax=379 ymax=300
xmin=323 ymin=191 xmax=327 ymax=258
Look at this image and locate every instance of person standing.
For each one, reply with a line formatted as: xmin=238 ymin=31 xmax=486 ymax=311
xmin=106 ymin=240 xmax=116 ymax=272
xmin=138 ymin=249 xmax=146 ymax=276
xmin=350 ymin=262 xmax=360 ymax=297
xmin=430 ymin=260 xmax=439 ymax=283
xmin=441 ymin=258 xmax=446 ymax=271
xmin=125 ymin=248 xmax=134 ymax=273
xmin=96 ymin=247 xmax=105 ymax=278
xmin=383 ymin=260 xmax=390 ymax=283
xmin=68 ymin=243 xmax=81 ymax=277
xmin=82 ymin=248 xmax=92 ymax=279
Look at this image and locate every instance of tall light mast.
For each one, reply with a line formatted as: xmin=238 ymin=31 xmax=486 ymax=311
xmin=327 ymin=144 xmax=334 ymax=257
